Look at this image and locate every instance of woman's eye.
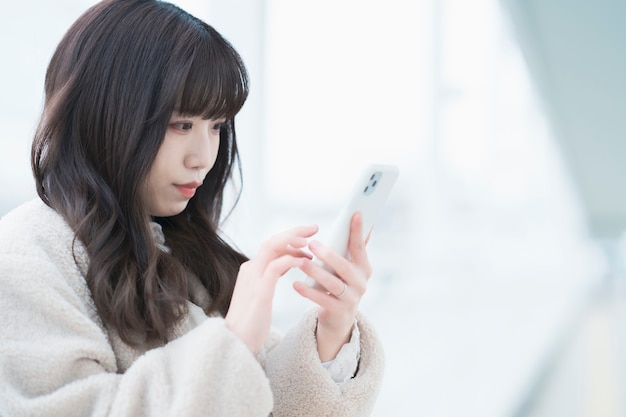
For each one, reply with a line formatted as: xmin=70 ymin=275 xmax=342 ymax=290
xmin=171 ymin=122 xmax=193 ymax=131
xmin=211 ymin=122 xmax=225 ymax=132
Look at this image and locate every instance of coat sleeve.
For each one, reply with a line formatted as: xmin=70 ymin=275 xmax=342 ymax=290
xmin=0 ymin=253 xmax=274 ymax=417
xmin=265 ymin=309 xmax=385 ymax=417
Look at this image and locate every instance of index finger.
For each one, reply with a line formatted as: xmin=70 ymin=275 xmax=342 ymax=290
xmin=255 ymin=224 xmax=319 ymax=266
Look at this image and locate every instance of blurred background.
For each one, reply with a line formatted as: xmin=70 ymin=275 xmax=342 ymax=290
xmin=1 ymin=0 xmax=625 ymax=416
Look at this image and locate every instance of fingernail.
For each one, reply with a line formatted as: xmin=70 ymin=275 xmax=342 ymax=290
xmin=309 ymin=240 xmax=320 ymax=250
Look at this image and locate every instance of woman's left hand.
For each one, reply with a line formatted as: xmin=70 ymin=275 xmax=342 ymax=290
xmin=293 ymin=212 xmax=372 ymax=362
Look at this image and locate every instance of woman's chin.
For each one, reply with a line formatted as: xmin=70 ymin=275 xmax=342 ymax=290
xmin=149 ymin=201 xmax=189 ymax=218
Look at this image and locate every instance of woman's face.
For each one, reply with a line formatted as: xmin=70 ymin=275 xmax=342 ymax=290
xmin=142 ymin=112 xmax=223 ymax=217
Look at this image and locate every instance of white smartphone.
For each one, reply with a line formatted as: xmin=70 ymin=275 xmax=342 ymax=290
xmin=305 ymin=163 xmax=399 ymax=287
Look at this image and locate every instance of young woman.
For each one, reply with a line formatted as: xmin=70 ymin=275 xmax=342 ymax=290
xmin=0 ymin=1 xmax=384 ymax=416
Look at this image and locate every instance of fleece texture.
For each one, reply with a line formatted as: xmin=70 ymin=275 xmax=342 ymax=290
xmin=0 ymin=199 xmax=384 ymax=417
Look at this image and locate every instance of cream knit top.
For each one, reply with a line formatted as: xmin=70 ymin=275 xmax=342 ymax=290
xmin=0 ymin=199 xmax=384 ymax=417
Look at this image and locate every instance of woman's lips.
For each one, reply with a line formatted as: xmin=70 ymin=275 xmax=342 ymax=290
xmin=175 ymin=182 xmax=201 ymax=198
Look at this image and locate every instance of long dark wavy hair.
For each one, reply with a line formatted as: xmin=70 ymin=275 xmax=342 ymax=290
xmin=31 ymin=0 xmax=249 ymax=346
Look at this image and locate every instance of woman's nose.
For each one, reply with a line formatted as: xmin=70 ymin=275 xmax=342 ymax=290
xmin=184 ymin=130 xmax=213 ymax=170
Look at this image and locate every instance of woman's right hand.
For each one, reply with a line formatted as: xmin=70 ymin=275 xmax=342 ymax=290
xmin=224 ymin=224 xmax=318 ymax=353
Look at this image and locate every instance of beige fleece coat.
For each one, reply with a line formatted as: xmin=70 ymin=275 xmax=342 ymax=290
xmin=0 ymin=199 xmax=384 ymax=417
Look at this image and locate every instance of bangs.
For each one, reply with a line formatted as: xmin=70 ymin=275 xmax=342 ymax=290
xmin=175 ymin=33 xmax=249 ymax=120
